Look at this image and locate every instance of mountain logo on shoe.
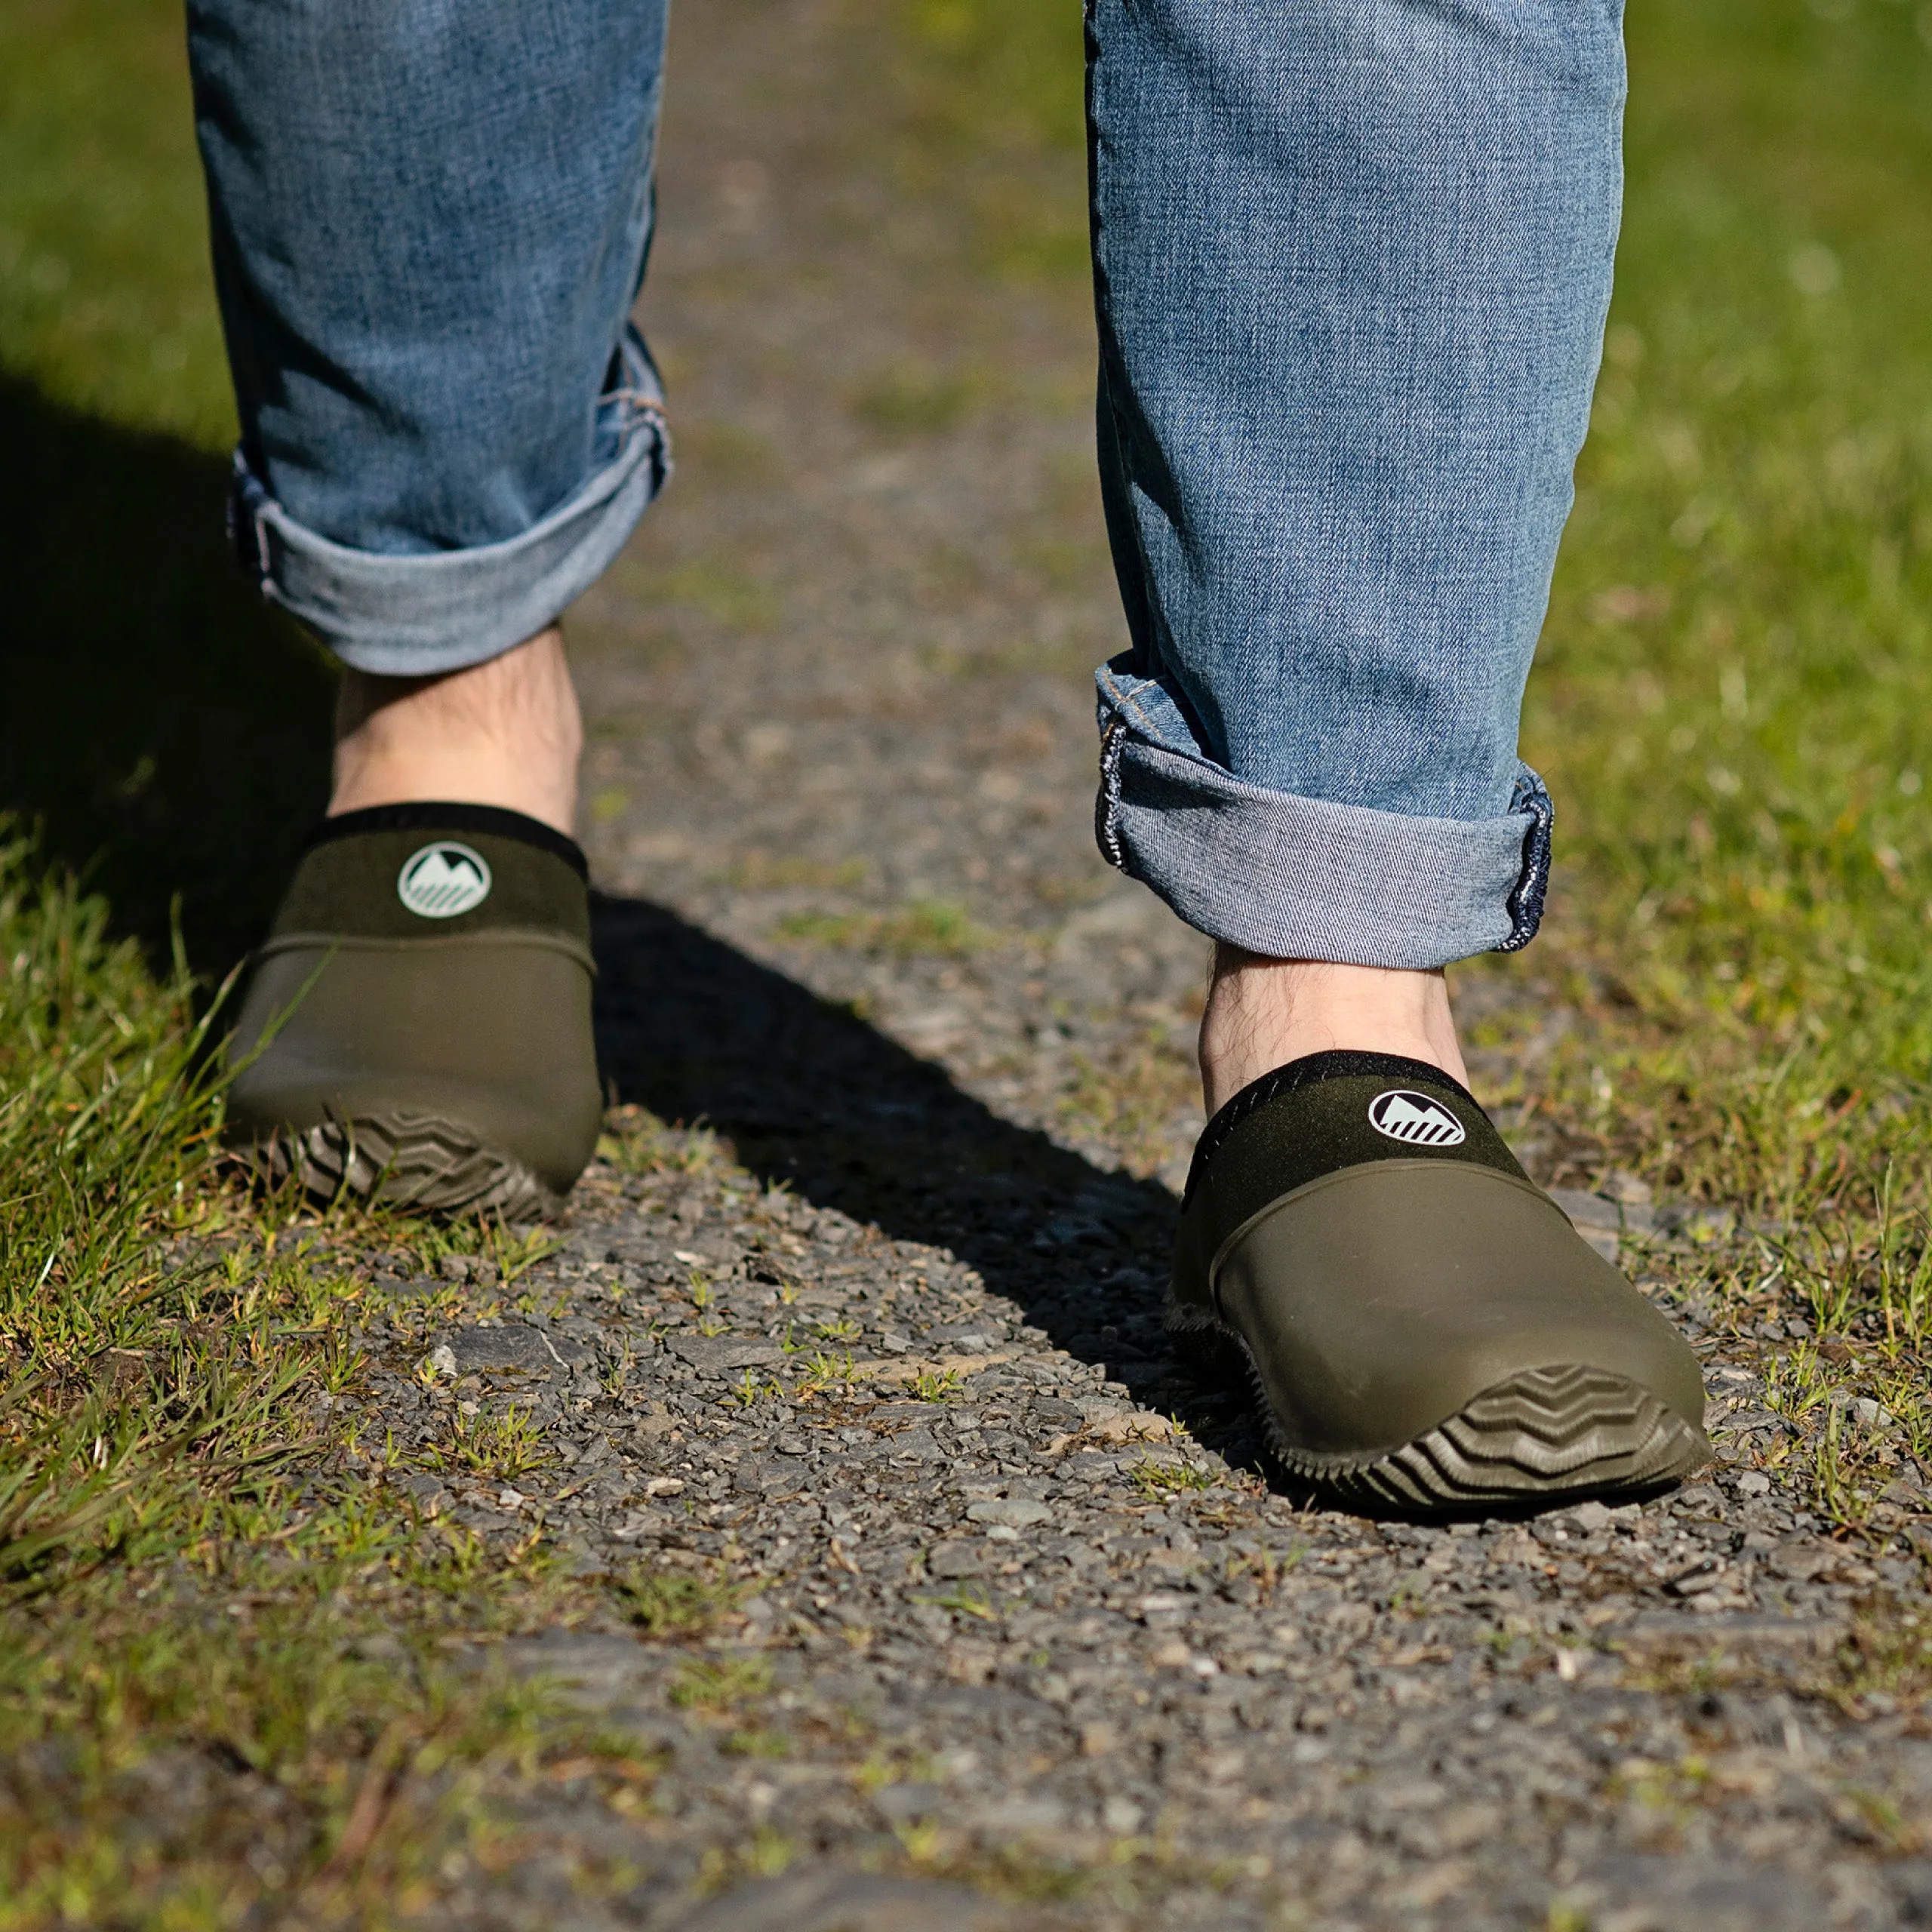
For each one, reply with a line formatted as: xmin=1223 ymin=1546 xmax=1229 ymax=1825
xmin=1367 ymin=1089 xmax=1466 ymax=1147
xmin=397 ymin=842 xmax=493 ymax=918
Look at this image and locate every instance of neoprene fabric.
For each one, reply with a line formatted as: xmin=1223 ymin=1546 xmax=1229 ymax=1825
xmin=222 ymin=802 xmax=602 ymax=1208
xmin=1175 ymin=1051 xmax=1518 ymax=1300
xmin=275 ymin=801 xmax=592 ymax=947
xmin=1169 ymin=1051 xmax=1709 ymax=1505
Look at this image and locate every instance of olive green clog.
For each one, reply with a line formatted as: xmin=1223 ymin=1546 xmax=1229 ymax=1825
xmin=1169 ymin=1051 xmax=1710 ymax=1512
xmin=223 ymin=802 xmax=602 ymax=1218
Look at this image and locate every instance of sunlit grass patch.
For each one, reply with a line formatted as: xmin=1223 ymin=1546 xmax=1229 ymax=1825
xmin=1057 ymin=1032 xmax=1199 ymax=1177
xmin=908 ymin=1367 xmax=966 ymax=1403
xmin=893 ymin=1829 xmax=1094 ymax=1905
xmin=1127 ymin=1458 xmax=1213 ymax=1501
xmin=695 ymin=1823 xmax=799 ymax=1893
xmin=793 ymin=1346 xmax=860 ymax=1400
xmin=848 ymin=361 xmax=981 ymax=435
xmin=718 ymin=851 xmax=870 ymax=893
xmin=0 ymin=1598 xmax=592 ymax=1925
xmin=882 ymin=0 xmax=1086 ymax=282
xmin=595 ymin=1103 xmax=728 ymax=1178
xmin=724 ymin=1368 xmax=786 ymax=1408
xmin=668 ymin=1654 xmax=774 ymax=1715
xmin=777 ymin=898 xmax=997 ymax=958
xmin=419 ymin=1404 xmax=552 ymax=1486
xmin=652 ymin=557 xmax=782 ymax=633
xmin=0 ymin=0 xmax=233 ymax=448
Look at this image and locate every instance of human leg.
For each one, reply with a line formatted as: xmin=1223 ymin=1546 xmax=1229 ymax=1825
xmin=1088 ymin=0 xmax=1707 ymax=1505
xmin=329 ymin=628 xmax=583 ymax=835
xmin=1198 ymin=949 xmax=1466 ymax=1115
xmin=1087 ymin=0 xmax=1608 ymax=1091
xmin=190 ymin=0 xmax=671 ymax=1210
xmin=189 ymin=0 xmax=671 ymax=676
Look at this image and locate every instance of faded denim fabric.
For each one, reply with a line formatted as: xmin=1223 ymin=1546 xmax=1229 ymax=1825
xmin=1088 ymin=0 xmax=1625 ymax=964
xmin=188 ymin=0 xmax=1615 ymax=965
xmin=188 ymin=0 xmax=671 ymax=674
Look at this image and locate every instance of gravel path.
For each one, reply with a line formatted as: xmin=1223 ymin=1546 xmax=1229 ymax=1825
xmin=340 ymin=4 xmax=1932 ymax=1924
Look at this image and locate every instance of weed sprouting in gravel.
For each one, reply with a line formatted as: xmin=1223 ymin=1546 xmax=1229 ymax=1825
xmin=0 ymin=1594 xmax=597 ymax=1923
xmin=1058 ymin=1033 xmax=1199 ymax=1178
xmin=481 ymin=1224 xmax=562 ymax=1287
xmin=697 ymin=1823 xmax=799 ymax=1891
xmin=1127 ymin=1459 xmax=1212 ymax=1501
xmin=777 ymin=898 xmax=996 ymax=958
xmin=909 ymin=1367 xmax=964 ymax=1403
xmin=669 ymin=1655 xmax=774 ymax=1714
xmin=721 ymin=1726 xmax=790 ymax=1758
xmin=795 ymin=1347 xmax=858 ymax=1395
xmin=898 ymin=1835 xmax=1092 ymax=1906
xmin=617 ymin=1567 xmax=743 ymax=1639
xmin=724 ymin=1369 xmax=785 ymax=1407
xmin=922 ymin=1581 xmax=995 ymax=1621
xmin=1832 ymin=1603 xmax=1932 ymax=1715
xmin=596 ymin=1104 xmax=727 ymax=1177
xmin=422 ymin=1403 xmax=550 ymax=1484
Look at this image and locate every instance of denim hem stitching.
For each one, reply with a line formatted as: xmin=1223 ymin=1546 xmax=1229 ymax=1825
xmin=1091 ymin=707 xmax=1547 ymax=969
xmin=225 ymin=325 xmax=669 ymax=670
xmin=1497 ymin=766 xmax=1555 ymax=953
xmin=1094 ymin=715 xmax=1129 ymax=871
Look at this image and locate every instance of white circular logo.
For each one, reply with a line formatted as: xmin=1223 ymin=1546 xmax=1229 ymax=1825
xmin=397 ymin=841 xmax=492 ymax=918
xmin=1367 ymin=1089 xmax=1466 ymax=1147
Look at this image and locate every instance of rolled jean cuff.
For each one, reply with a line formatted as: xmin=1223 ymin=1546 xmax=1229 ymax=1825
xmin=227 ymin=325 xmax=670 ymax=675
xmin=1094 ymin=700 xmax=1552 ymax=971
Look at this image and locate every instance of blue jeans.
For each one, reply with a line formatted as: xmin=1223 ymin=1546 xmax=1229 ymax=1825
xmin=189 ymin=0 xmax=1624 ymax=971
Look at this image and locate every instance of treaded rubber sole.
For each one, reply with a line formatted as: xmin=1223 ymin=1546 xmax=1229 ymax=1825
xmin=234 ymin=1112 xmax=561 ymax=1221
xmin=1169 ymin=1306 xmax=1711 ymax=1514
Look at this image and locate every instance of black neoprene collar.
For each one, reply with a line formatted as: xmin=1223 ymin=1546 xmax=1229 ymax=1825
xmin=307 ymin=801 xmax=589 ymax=880
xmin=1183 ymin=1048 xmax=1487 ymax=1209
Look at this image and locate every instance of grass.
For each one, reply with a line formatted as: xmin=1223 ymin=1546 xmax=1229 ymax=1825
xmin=1058 ymin=1033 xmax=1198 ymax=1176
xmin=777 ymin=898 xmax=996 ymax=958
xmin=667 ymin=1655 xmax=774 ymax=1716
xmin=617 ymin=1567 xmax=743 ymax=1640
xmin=1127 ymin=1459 xmax=1213 ymax=1502
xmin=0 ymin=0 xmax=233 ymax=448
xmin=0 ymin=1599 xmax=578 ymax=1927
xmin=1517 ymin=3 xmax=1932 ymax=1180
xmin=420 ymin=1404 xmax=552 ymax=1485
xmin=595 ymin=1105 xmax=728 ymax=1179
xmin=0 ymin=830 xmax=694 ymax=1921
xmin=909 ymin=1367 xmax=966 ymax=1403
xmin=848 ymin=361 xmax=982 ymax=436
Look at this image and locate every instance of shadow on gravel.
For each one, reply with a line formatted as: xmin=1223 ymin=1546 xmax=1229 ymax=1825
xmin=0 ymin=377 xmax=334 ymax=977
xmin=593 ymin=891 xmax=1282 ymax=1488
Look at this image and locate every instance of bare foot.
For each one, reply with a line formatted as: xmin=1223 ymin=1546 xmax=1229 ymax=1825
xmin=1197 ymin=943 xmax=1468 ymax=1115
xmin=328 ymin=626 xmax=583 ymax=835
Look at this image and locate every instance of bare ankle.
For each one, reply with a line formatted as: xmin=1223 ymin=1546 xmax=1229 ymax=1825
xmin=328 ymin=626 xmax=583 ymax=835
xmin=1197 ymin=945 xmax=1467 ymax=1115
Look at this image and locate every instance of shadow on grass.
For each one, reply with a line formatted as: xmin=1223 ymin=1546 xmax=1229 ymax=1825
xmin=592 ymin=893 xmax=1276 ymax=1487
xmin=0 ymin=374 xmax=334 ymax=976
